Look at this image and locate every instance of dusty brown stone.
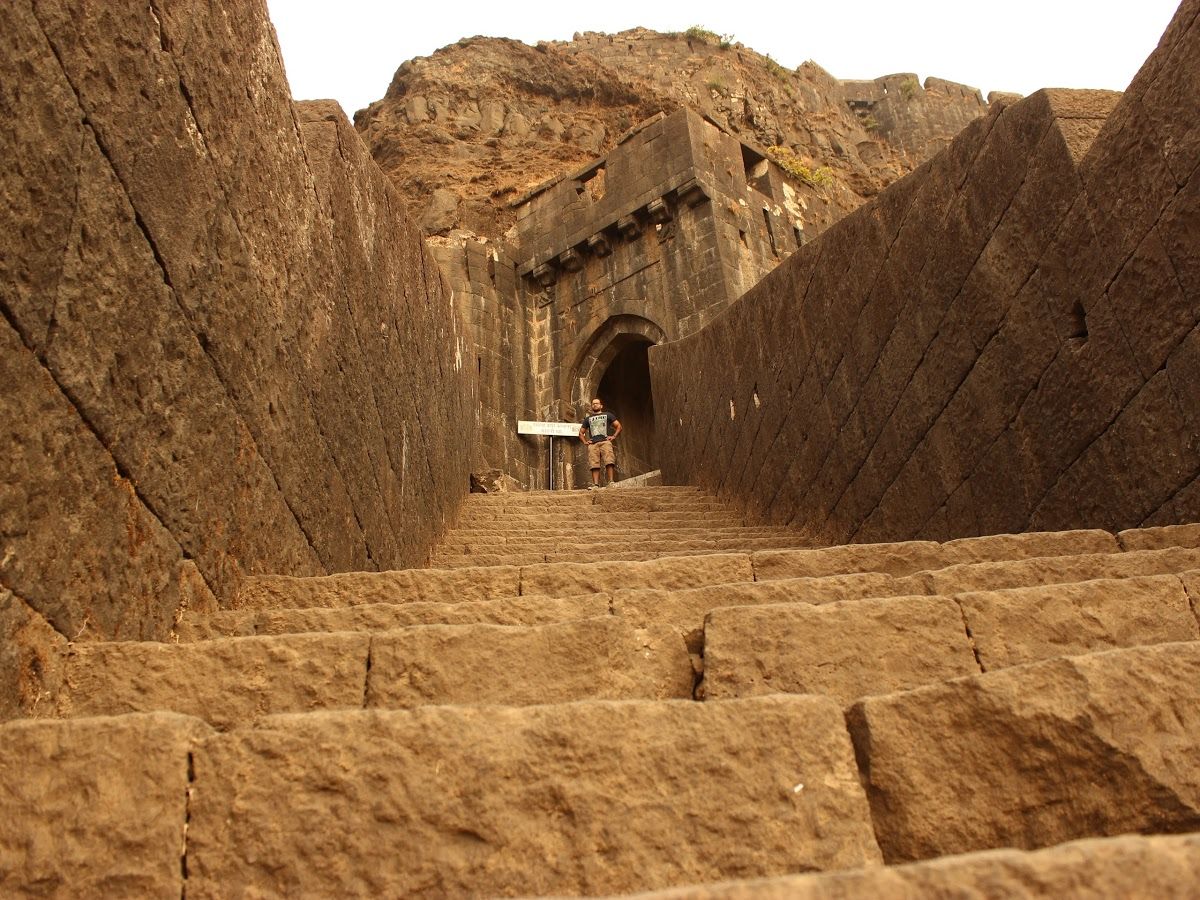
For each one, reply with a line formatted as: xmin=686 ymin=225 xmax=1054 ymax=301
xmin=702 ymin=596 xmax=977 ymax=704
xmin=848 ymin=642 xmax=1200 ymax=863
xmin=178 ymin=594 xmax=612 ymax=641
xmin=235 ymin=566 xmax=522 ymax=610
xmin=915 ymin=547 xmax=1200 ymax=595
xmin=753 ymin=542 xmax=946 ymax=580
xmin=23 ymin=0 xmax=370 ymax=573
xmin=367 ymin=618 xmax=692 ymax=707
xmin=60 ymin=634 xmax=369 ymax=728
xmin=0 ymin=589 xmax=67 ymax=720
xmin=1 ymin=321 xmax=194 ymax=641
xmin=626 ymin=833 xmax=1200 ymax=898
xmin=613 ymin=574 xmax=903 ymax=654
xmin=187 ymin=697 xmax=881 ymax=896
xmin=1119 ymin=522 xmax=1200 ymax=551
xmin=521 ymin=553 xmax=753 ymax=597
xmin=752 ymin=531 xmax=1119 ymax=583
xmin=0 ymin=712 xmax=210 ymax=897
xmin=958 ymin=575 xmax=1200 ymax=670
xmin=938 ymin=529 xmax=1119 ymax=563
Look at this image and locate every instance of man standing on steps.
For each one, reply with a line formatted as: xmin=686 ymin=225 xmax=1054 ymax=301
xmin=579 ymin=397 xmax=622 ymax=489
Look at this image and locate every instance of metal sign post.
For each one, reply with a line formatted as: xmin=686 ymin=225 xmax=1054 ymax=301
xmin=517 ymin=420 xmax=579 ymax=490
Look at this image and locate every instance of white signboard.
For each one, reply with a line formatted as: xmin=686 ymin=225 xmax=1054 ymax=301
xmin=518 ymin=420 xmax=579 ymax=437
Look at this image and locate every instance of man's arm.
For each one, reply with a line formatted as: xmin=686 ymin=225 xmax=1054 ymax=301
xmin=579 ymin=424 xmax=590 ymax=444
xmin=610 ymin=418 xmax=622 ymax=440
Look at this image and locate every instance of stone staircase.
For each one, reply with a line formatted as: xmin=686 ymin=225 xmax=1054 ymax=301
xmin=3 ymin=487 xmax=1200 ymax=895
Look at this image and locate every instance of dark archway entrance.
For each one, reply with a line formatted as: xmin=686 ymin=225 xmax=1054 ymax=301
xmin=596 ymin=339 xmax=655 ymax=478
xmin=567 ymin=314 xmax=666 ymax=487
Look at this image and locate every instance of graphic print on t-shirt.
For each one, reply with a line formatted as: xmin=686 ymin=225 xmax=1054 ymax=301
xmin=586 ymin=413 xmax=610 ymax=440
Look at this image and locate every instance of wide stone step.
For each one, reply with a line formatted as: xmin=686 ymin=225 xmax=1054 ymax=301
xmin=236 ymin=564 xmax=522 ymax=610
xmin=908 ymin=546 xmax=1200 ymax=594
xmin=431 ymin=528 xmax=1113 ymax=569
xmin=751 ymin=529 xmax=1120 ymax=580
xmin=438 ymin=524 xmax=803 ymax=544
xmin=176 ymin=593 xmax=611 ymax=641
xmin=615 ymin=548 xmax=1200 ymax=652
xmin=237 ymin=553 xmax=755 ymax=611
xmin=701 ymin=574 xmax=1200 ymax=704
xmin=429 ymin=536 xmax=816 ymax=568
xmin=49 ymin=618 xmax=691 ymax=728
xmin=453 ymin=509 xmax=749 ymax=528
xmin=462 ymin=486 xmax=704 ymax=506
xmin=846 ymin=641 xmax=1200 ymax=864
xmin=628 ymin=832 xmax=1200 ymax=898
xmin=188 ymin=696 xmax=879 ymax=896
xmin=0 ymin=696 xmax=881 ymax=897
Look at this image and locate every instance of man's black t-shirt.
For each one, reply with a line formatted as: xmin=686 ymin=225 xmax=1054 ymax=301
xmin=582 ymin=411 xmax=618 ymax=442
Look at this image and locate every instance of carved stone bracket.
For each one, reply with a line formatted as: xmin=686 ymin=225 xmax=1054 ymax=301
xmin=617 ymin=214 xmax=641 ymax=240
xmin=647 ymin=197 xmax=672 ymax=224
xmin=676 ymin=177 xmax=708 ymax=207
xmin=587 ymin=233 xmax=612 ymax=257
xmin=559 ymin=247 xmax=584 ymax=272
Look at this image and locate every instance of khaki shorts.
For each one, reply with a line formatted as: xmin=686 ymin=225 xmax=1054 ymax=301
xmin=587 ymin=440 xmax=615 ymax=469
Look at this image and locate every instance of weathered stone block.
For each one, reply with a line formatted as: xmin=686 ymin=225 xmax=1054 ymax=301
xmin=1119 ymin=523 xmax=1200 ymax=551
xmin=236 ymin=566 xmax=522 ymax=610
xmin=366 ymin=618 xmax=691 ymax=707
xmin=0 ymin=589 xmax=67 ymax=720
xmin=521 ymin=553 xmax=753 ymax=596
xmin=0 ymin=713 xmax=211 ymax=897
xmin=187 ymin=697 xmax=881 ymax=896
xmin=848 ymin=642 xmax=1200 ymax=863
xmin=703 ymin=595 xmax=977 ymax=703
xmin=636 ymin=833 xmax=1200 ymax=898
xmin=914 ymin=547 xmax=1200 ymax=595
xmin=60 ymin=633 xmax=370 ymax=728
xmin=958 ymin=575 xmax=1199 ymax=670
xmin=613 ymin=574 xmax=904 ymax=652
xmin=753 ymin=542 xmax=945 ymax=580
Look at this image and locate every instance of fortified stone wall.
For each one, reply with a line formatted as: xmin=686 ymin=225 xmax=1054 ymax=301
xmin=1 ymin=0 xmax=474 ymax=661
xmin=653 ymin=1 xmax=1200 ymax=543
xmin=428 ymin=236 xmax=540 ymax=487
xmin=843 ymin=74 xmax=990 ymax=162
xmin=509 ymin=109 xmax=811 ymax=486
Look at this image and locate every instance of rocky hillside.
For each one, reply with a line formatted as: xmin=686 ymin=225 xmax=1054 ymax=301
xmin=354 ymin=27 xmax=994 ymax=242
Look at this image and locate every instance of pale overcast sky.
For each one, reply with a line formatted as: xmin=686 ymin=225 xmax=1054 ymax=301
xmin=266 ymin=0 xmax=1183 ymax=118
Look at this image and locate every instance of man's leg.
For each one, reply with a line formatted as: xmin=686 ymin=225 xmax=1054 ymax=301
xmin=587 ymin=442 xmax=602 ymax=488
xmin=605 ymin=463 xmax=616 ymax=485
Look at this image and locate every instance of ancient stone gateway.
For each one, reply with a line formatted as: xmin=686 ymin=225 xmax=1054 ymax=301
xmin=431 ymin=107 xmax=817 ymax=488
xmin=569 ymin=313 xmax=667 ymax=482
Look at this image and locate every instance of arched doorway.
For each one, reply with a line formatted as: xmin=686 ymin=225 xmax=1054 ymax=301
xmin=596 ymin=339 xmax=655 ymax=477
xmin=568 ymin=315 xmax=667 ymax=484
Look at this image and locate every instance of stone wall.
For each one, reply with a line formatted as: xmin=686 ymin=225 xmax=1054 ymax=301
xmin=1 ymin=0 xmax=474 ymax=656
xmin=509 ymin=109 xmax=812 ymax=486
xmin=428 ymin=236 xmax=540 ymax=488
xmin=652 ymin=0 xmax=1200 ymax=543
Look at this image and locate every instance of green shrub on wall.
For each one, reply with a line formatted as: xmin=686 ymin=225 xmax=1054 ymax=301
xmin=766 ymin=145 xmax=834 ymax=188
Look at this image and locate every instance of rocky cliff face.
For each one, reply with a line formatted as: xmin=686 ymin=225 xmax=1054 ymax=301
xmin=355 ymin=28 xmax=994 ymax=242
